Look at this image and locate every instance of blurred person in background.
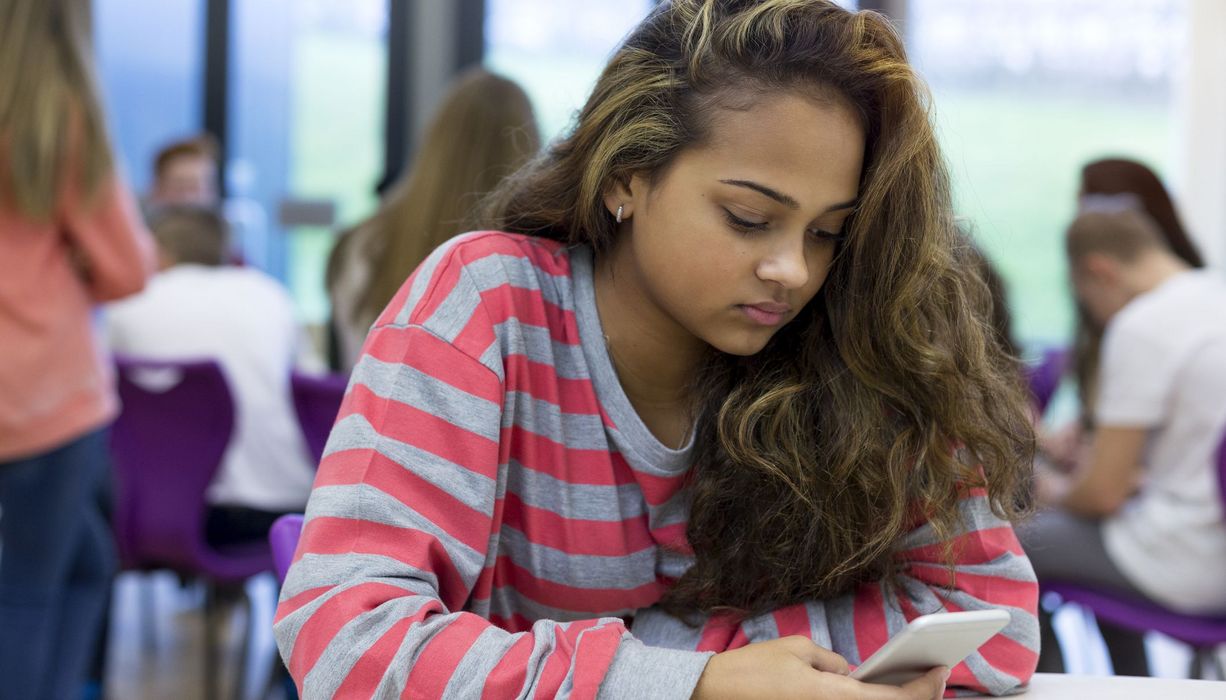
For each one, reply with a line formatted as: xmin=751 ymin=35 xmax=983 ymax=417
xmin=104 ymin=207 xmax=315 ymax=547
xmin=325 ymin=68 xmax=540 ymax=372
xmin=145 ymin=134 xmax=220 ymax=210
xmin=1044 ymin=157 xmax=1205 ymax=467
xmin=277 ymin=2 xmax=1039 ymax=698
xmin=1023 ymin=208 xmax=1226 ymax=675
xmin=0 ymin=0 xmax=156 ymax=697
xmin=1030 ymin=159 xmax=1204 ymax=677
xmin=145 ymin=133 xmax=269 ymax=270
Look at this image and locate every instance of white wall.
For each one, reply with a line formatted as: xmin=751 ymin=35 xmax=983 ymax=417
xmin=1175 ymin=0 xmax=1226 ymax=268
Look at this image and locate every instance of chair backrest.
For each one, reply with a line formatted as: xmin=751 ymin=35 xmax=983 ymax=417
xmin=1217 ymin=429 xmax=1226 ymax=515
xmin=269 ymin=514 xmax=305 ymax=583
xmin=1025 ymin=346 xmax=1069 ymax=416
xmin=290 ymin=371 xmax=348 ymax=466
xmin=110 ymin=356 xmax=234 ymax=572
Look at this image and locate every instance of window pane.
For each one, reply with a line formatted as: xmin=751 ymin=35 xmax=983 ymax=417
xmin=909 ymin=0 xmax=1187 ymax=347
xmin=229 ymin=0 xmax=387 ymax=324
xmin=487 ymin=0 xmax=858 ymax=141
xmin=95 ymin=0 xmax=205 ymax=191
xmin=287 ymin=1 xmax=387 ymax=326
xmin=485 ymin=0 xmax=657 ymax=141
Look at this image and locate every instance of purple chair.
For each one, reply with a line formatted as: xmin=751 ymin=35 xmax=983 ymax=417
xmin=269 ymin=514 xmax=305 ymax=584
xmin=1025 ymin=346 xmax=1069 ymax=416
xmin=110 ymin=356 xmax=273 ymax=699
xmin=290 ymin=370 xmax=348 ymax=466
xmin=1042 ymin=430 xmax=1226 ymax=678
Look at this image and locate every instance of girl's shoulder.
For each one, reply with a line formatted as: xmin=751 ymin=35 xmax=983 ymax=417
xmin=435 ymin=230 xmax=573 ymax=280
xmin=388 ymin=231 xmax=581 ymax=342
xmin=424 ymin=231 xmax=579 ymax=301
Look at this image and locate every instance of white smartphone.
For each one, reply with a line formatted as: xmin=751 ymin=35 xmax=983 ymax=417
xmin=848 ymin=609 xmax=1011 ymax=685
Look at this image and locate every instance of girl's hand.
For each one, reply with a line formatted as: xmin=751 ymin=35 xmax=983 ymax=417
xmin=691 ymin=636 xmax=949 ymax=700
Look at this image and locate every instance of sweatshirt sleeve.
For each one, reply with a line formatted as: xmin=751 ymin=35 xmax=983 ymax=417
xmin=631 ymin=488 xmax=1039 ymax=697
xmin=273 ymin=319 xmax=712 ymax=699
xmin=60 ymin=171 xmax=156 ymax=302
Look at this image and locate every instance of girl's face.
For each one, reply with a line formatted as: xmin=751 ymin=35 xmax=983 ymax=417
xmin=604 ymin=90 xmax=865 ymax=357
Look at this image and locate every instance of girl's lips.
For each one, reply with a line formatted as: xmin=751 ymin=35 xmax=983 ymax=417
xmin=740 ymin=303 xmax=790 ymax=326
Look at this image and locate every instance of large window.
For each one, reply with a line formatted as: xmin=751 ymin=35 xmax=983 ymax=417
xmin=486 ymin=1 xmax=858 ymax=142
xmin=286 ymin=0 xmax=387 ymax=325
xmin=909 ymin=0 xmax=1187 ymax=347
xmin=99 ymin=0 xmax=1184 ymax=345
xmin=229 ymin=0 xmax=387 ymax=323
xmin=484 ymin=0 xmax=659 ymax=140
xmin=97 ymin=0 xmax=387 ymax=328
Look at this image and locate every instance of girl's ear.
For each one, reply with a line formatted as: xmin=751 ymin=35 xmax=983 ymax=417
xmin=602 ymin=174 xmax=637 ymax=221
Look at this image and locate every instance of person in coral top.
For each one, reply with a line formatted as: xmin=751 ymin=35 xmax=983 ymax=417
xmin=0 ymin=1 xmax=156 ymax=696
xmin=275 ymin=2 xmax=1039 ymax=698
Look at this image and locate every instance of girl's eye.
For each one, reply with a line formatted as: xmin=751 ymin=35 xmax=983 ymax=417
xmin=722 ymin=208 xmax=769 ymax=232
xmin=808 ymin=227 xmax=846 ymax=243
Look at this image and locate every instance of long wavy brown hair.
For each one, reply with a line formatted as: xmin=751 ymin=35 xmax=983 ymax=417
xmin=0 ymin=0 xmax=114 ymax=221
xmin=484 ymin=0 xmax=1034 ymax=619
xmin=1071 ymin=158 xmax=1203 ymax=427
xmin=326 ymin=68 xmax=540 ymax=328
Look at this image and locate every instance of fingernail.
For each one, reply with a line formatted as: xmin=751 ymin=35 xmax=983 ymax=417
xmin=942 ymin=668 xmax=952 ymax=681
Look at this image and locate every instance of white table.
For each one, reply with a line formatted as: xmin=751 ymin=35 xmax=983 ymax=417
xmin=1024 ymin=673 xmax=1226 ymax=698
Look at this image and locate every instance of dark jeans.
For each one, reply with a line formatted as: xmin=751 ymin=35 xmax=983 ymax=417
xmin=0 ymin=428 xmax=117 ymax=700
xmin=1018 ymin=509 xmax=1151 ymax=676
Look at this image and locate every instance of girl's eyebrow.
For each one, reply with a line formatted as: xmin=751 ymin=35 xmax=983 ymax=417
xmin=719 ymin=179 xmax=858 ymax=213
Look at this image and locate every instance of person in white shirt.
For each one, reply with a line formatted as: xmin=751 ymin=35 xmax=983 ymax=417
xmin=106 ymin=207 xmax=316 ymax=545
xmin=1022 ymin=207 xmax=1226 ymax=675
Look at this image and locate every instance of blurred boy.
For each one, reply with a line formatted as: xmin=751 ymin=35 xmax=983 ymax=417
xmin=147 ymin=135 xmax=219 ymax=209
xmin=105 ymin=207 xmax=314 ymax=544
xmin=1023 ymin=208 xmax=1226 ymax=674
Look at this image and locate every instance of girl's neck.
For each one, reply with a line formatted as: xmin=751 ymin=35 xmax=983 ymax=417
xmin=593 ymin=248 xmax=705 ymax=440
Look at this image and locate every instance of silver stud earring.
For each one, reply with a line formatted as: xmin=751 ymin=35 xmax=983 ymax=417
xmin=616 ymin=204 xmax=624 ymax=224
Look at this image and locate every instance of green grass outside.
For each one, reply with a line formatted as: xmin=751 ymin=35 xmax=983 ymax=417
xmin=485 ymin=50 xmax=609 ymax=144
xmin=287 ymin=33 xmax=385 ymax=325
xmin=932 ymin=86 xmax=1173 ymax=348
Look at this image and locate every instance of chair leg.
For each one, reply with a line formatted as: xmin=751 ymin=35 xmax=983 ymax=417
xmin=232 ymin=588 xmax=252 ymax=700
xmin=1181 ymin=647 xmax=1221 ymax=681
xmin=261 ymin=580 xmax=293 ymax=700
xmin=261 ymin=656 xmax=293 ymax=700
xmin=204 ymin=582 xmax=220 ymax=700
xmin=1199 ymin=645 xmax=1226 ymax=682
xmin=139 ymin=572 xmax=158 ymax=652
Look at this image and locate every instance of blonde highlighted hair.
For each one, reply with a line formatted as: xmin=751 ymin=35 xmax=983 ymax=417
xmin=0 ymin=0 xmax=114 ymax=222
xmin=486 ymin=0 xmax=1034 ymax=618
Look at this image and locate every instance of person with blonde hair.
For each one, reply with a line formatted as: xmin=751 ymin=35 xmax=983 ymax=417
xmin=325 ymin=68 xmax=540 ymax=371
xmin=277 ymin=2 xmax=1038 ymax=698
xmin=0 ymin=0 xmax=155 ymax=696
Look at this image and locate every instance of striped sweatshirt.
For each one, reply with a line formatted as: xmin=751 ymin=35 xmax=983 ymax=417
xmin=274 ymin=231 xmax=1039 ymax=699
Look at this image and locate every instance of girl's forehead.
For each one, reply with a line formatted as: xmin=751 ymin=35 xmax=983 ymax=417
xmin=668 ymin=94 xmax=865 ymax=203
